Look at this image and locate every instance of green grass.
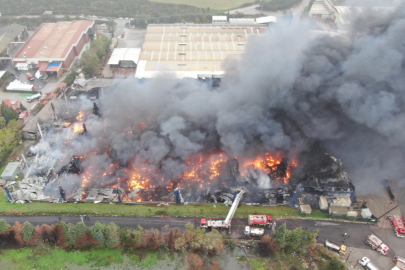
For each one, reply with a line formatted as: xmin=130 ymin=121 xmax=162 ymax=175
xmin=20 ymin=94 xmax=34 ymax=98
xmin=0 ymin=191 xmax=302 ymax=218
xmin=148 ymin=0 xmax=254 ymax=10
xmin=140 ymin=252 xmax=159 ymax=268
xmin=0 ymin=246 xmax=124 ymax=270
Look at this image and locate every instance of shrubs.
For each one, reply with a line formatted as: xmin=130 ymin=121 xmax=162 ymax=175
xmin=0 ymin=220 xmax=225 ymax=256
xmin=0 ymin=219 xmax=10 ymax=232
xmin=258 ymin=234 xmax=279 ymax=257
xmin=22 ymin=221 xmax=35 ymax=242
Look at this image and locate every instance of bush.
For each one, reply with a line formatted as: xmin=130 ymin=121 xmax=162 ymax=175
xmin=22 ymin=221 xmax=35 ymax=242
xmin=105 ymin=222 xmax=121 ymax=248
xmin=258 ymin=234 xmax=279 ymax=257
xmin=187 ymin=253 xmax=204 ymax=270
xmin=91 ymin=221 xmax=106 ymax=248
xmin=328 ymin=258 xmax=345 ymax=270
xmin=0 ymin=219 xmax=10 ymax=232
xmin=63 ymin=71 xmax=78 ymax=85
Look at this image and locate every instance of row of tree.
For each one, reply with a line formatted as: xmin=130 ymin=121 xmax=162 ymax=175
xmin=80 ymin=35 xmax=111 ymax=78
xmin=0 ymin=219 xmax=224 ymax=255
xmin=0 ymin=0 xmax=203 ymax=18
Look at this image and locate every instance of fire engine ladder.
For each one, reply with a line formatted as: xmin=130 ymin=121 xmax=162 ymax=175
xmin=224 ymin=189 xmax=245 ymax=229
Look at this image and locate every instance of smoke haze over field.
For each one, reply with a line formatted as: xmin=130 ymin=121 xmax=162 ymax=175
xmin=34 ymin=3 xmax=405 ymax=195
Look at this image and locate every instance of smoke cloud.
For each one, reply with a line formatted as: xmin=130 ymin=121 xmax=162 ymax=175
xmin=33 ymin=3 xmax=405 ymax=195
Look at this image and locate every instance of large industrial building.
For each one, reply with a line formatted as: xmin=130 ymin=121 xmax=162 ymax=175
xmin=0 ymin=24 xmax=28 ymax=68
xmin=13 ymin=20 xmax=95 ymax=78
xmin=135 ymin=23 xmax=267 ymax=79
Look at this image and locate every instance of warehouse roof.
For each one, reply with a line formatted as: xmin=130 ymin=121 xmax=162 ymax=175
xmin=0 ymin=24 xmax=26 ymax=54
xmin=15 ymin=20 xmax=94 ymax=60
xmin=136 ymin=24 xmax=267 ymax=79
xmin=108 ymin=48 xmax=141 ymax=65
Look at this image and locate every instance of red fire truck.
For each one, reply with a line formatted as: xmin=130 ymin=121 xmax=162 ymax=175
xmin=387 ymin=215 xmax=405 ymax=238
xmin=364 ymin=234 xmax=389 ymax=255
xmin=248 ymin=215 xmax=273 ymax=227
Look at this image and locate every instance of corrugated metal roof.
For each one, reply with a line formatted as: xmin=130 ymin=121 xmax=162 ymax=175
xmin=14 ymin=20 xmax=94 ymax=60
xmin=1 ymin=162 xmax=20 ymax=178
xmin=108 ymin=48 xmax=141 ymax=65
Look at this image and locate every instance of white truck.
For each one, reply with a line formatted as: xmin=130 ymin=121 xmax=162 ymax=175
xmin=201 ymin=190 xmax=244 ymax=231
xmin=244 ymin=226 xmax=264 ymax=237
xmin=359 ymin=257 xmax=380 ymax=270
xmin=27 ymin=93 xmax=41 ymax=103
xmin=364 ymin=234 xmax=389 ymax=255
xmin=325 ymin=239 xmax=346 ymax=254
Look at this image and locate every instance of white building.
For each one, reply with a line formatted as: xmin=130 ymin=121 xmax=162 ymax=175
xmin=212 ymin=16 xmax=227 ymax=24
xmin=308 ymin=0 xmax=337 ymax=20
xmin=108 ymin=48 xmax=141 ymax=68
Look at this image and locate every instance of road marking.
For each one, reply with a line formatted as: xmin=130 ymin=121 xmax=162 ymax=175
xmin=315 ymin=221 xmax=340 ymax=226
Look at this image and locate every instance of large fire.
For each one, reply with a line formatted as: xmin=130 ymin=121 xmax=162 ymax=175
xmin=64 ymin=110 xmax=296 ymax=202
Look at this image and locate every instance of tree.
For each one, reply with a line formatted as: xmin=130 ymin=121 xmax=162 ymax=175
xmin=328 ymin=258 xmax=345 ymax=270
xmin=0 ymin=117 xmax=5 ymax=128
xmin=81 ymin=52 xmax=100 ymax=78
xmin=23 ymin=221 xmax=35 ymax=242
xmin=91 ymin=221 xmax=106 ymax=248
xmin=63 ymin=71 xmax=78 ymax=85
xmin=285 ymin=227 xmax=302 ymax=253
xmin=273 ymin=223 xmax=286 ymax=249
xmin=19 ymin=103 xmax=26 ymax=111
xmin=187 ymin=253 xmax=204 ymax=270
xmin=258 ymin=234 xmax=279 ymax=256
xmin=12 ymin=221 xmax=24 ymax=247
xmin=1 ymin=101 xmax=18 ymax=124
xmin=74 ymin=222 xmax=88 ymax=242
xmin=105 ymin=222 xmax=121 ymax=248
xmin=0 ymin=219 xmax=10 ymax=232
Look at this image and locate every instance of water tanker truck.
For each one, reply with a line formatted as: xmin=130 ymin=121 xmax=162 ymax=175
xmin=325 ymin=239 xmax=346 ymax=254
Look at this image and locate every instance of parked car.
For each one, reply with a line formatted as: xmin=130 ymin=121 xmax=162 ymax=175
xmin=25 ymin=73 xmax=34 ymax=81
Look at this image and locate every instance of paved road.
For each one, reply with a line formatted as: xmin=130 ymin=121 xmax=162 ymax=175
xmin=2 ymin=215 xmax=402 ymax=254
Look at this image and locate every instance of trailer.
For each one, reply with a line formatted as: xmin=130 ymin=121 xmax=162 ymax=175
xmin=200 ymin=190 xmax=244 ymax=231
xmin=325 ymin=239 xmax=346 ymax=254
xmin=244 ymin=226 xmax=264 ymax=237
xmin=387 ymin=215 xmax=405 ymax=238
xmin=359 ymin=257 xmax=380 ymax=270
xmin=364 ymin=234 xmax=389 ymax=255
xmin=248 ymin=215 xmax=273 ymax=227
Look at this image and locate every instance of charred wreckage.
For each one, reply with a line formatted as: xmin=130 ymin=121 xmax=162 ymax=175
xmin=6 ymin=93 xmax=356 ymax=209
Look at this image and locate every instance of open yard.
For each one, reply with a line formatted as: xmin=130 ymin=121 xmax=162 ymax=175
xmin=148 ymin=0 xmax=254 ymax=10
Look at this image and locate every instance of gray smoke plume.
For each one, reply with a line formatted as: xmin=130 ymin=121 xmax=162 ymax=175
xmin=33 ymin=3 xmax=405 ymax=195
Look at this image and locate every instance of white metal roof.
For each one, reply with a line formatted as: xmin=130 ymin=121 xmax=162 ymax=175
xmin=212 ymin=16 xmax=227 ymax=21
xmin=256 ymin=16 xmax=277 ymax=24
xmin=108 ymin=48 xmax=141 ymax=65
xmin=0 ymin=70 xmax=6 ymax=78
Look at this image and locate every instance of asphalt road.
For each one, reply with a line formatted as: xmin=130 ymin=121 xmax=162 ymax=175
xmin=2 ymin=215 xmax=402 ymax=255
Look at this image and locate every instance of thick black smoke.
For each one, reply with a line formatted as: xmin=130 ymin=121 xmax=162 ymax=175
xmin=35 ymin=4 xmax=405 ymax=195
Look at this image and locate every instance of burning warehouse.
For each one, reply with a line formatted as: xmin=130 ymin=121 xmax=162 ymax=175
xmin=6 ymin=6 xmax=405 ymax=206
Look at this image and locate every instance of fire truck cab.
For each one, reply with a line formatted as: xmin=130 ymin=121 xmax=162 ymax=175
xmin=387 ymin=215 xmax=405 ymax=238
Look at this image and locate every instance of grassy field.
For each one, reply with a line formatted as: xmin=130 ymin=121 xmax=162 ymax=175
xmin=0 ymin=191 xmax=329 ymax=219
xmin=148 ymin=0 xmax=254 ymax=10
